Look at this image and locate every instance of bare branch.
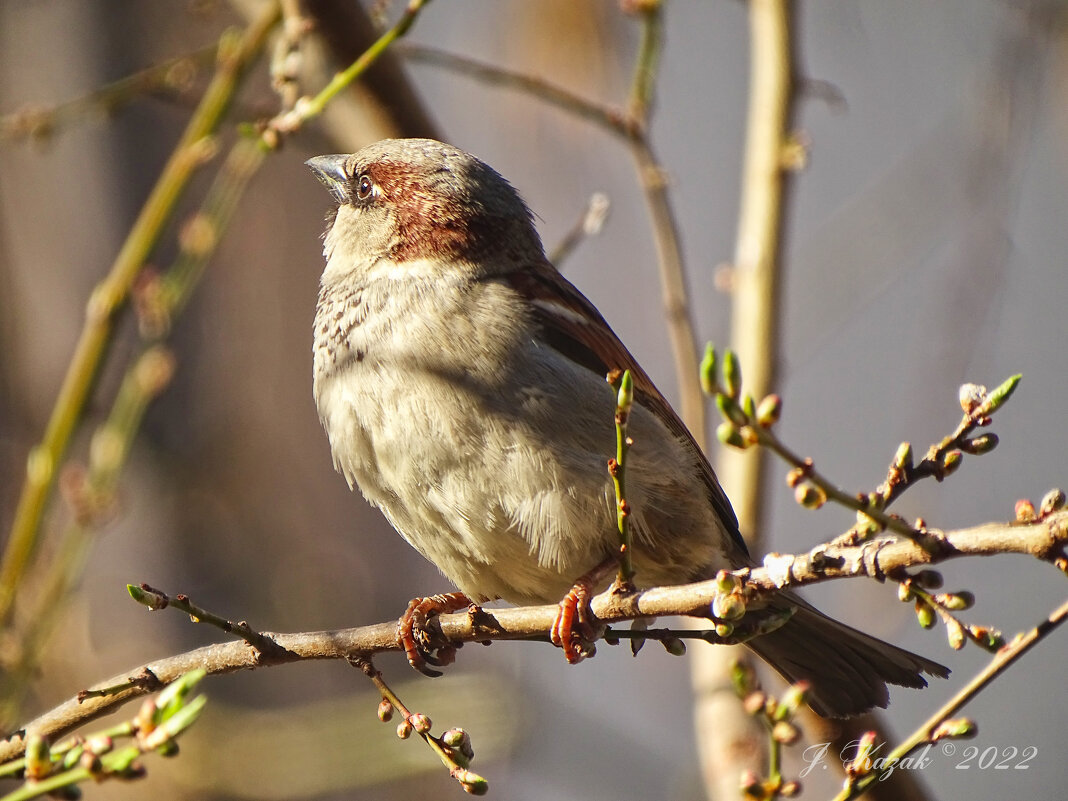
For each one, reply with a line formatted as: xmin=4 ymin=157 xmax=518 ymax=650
xmin=2 ymin=510 xmax=1063 ymax=762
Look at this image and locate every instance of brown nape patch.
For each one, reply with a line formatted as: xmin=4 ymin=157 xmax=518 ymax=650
xmin=367 ymin=158 xmax=542 ymax=265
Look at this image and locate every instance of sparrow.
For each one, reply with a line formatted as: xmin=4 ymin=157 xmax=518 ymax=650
xmin=306 ymin=138 xmax=948 ymax=717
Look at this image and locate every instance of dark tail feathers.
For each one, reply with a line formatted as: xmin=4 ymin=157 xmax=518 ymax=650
xmin=745 ymin=594 xmax=950 ymax=718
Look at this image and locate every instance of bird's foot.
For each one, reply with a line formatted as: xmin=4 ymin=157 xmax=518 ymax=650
xmin=551 ymin=559 xmax=615 ymax=663
xmin=398 ymin=592 xmax=472 ymax=677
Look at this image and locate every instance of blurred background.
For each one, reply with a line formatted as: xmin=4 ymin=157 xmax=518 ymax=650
xmin=1 ymin=1 xmax=1066 ymax=799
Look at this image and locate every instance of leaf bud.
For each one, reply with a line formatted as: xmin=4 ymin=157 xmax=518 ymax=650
xmin=794 ymin=484 xmax=826 ymax=509
xmin=1039 ymin=488 xmax=1066 ymax=516
xmin=716 ymin=421 xmax=746 ymax=450
xmin=699 ymin=344 xmax=719 ymax=396
xmin=723 ymin=348 xmax=742 ymax=400
xmin=377 ymin=699 xmax=393 ymax=723
xmin=936 ymin=591 xmax=975 ymax=611
xmin=960 ymin=433 xmax=998 ymax=455
xmin=1015 ymin=498 xmax=1036 ymax=522
xmin=915 ymin=600 xmax=935 ymax=629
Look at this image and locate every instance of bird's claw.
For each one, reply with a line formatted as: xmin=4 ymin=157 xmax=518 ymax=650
xmin=398 ymin=592 xmax=471 ymax=676
xmin=550 ymin=580 xmax=603 ymax=664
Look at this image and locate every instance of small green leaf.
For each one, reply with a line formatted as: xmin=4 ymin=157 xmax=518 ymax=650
xmin=978 ymin=374 xmax=1021 ymax=416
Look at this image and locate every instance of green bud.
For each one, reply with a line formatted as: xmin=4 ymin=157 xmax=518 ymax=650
xmin=716 ymin=393 xmax=749 ymax=427
xmin=946 ymin=619 xmax=966 ymax=650
xmin=942 ymin=450 xmax=963 ymax=477
xmin=662 ymin=637 xmax=686 ymax=656
xmin=755 ymin=394 xmax=782 ymax=427
xmin=716 ymin=421 xmax=746 ymax=450
xmin=892 ymin=441 xmax=913 ymax=471
xmin=127 ymin=583 xmax=169 ymax=610
xmin=616 ymin=369 xmax=634 ymax=414
xmin=699 ymin=343 xmax=718 ymax=396
xmin=61 ymin=744 xmax=85 ymax=771
xmin=713 ymin=592 xmax=746 ymax=621
xmin=932 ymin=717 xmax=978 ymax=740
xmin=960 ymin=433 xmax=998 ymax=455
xmin=730 ymin=660 xmax=756 ymax=695
xmin=723 ymin=348 xmax=742 ymax=400
xmin=776 ymin=681 xmax=810 ymax=719
xmin=976 ymin=374 xmax=1021 ymax=416
xmin=443 ymin=728 xmax=475 ymax=761
xmin=155 ymin=669 xmax=207 ymax=721
xmin=742 ymin=393 xmax=756 ymax=419
xmin=714 ymin=570 xmax=741 ymax=595
xmin=794 ymin=484 xmax=826 ymax=509
xmin=455 ymin=768 xmax=489 ymax=795
xmin=716 ymin=622 xmax=735 ymax=639
xmin=937 ymin=591 xmax=975 ymax=611
xmin=915 ymin=600 xmax=935 ymax=629
xmin=141 ymin=694 xmax=206 ymax=750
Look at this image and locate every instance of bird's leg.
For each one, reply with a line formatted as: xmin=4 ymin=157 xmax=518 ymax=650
xmin=398 ymin=591 xmax=472 ymax=677
xmin=550 ymin=557 xmax=616 ymax=664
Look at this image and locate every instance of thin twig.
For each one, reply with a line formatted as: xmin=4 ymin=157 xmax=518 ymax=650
xmin=1 ymin=510 xmax=1063 ymax=761
xmin=833 ymin=596 xmax=1068 ymax=800
xmin=0 ymin=46 xmax=217 ymax=142
xmin=695 ymin=1 xmax=797 ymax=796
xmin=350 ymin=657 xmax=487 ymax=795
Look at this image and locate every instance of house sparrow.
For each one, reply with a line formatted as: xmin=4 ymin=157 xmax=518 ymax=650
xmin=306 ymin=138 xmax=947 ymax=717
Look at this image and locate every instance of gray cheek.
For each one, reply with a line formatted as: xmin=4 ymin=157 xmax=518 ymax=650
xmin=322 ymin=207 xmax=395 ymax=274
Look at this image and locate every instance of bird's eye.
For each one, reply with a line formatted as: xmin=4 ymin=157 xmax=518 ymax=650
xmin=356 ymin=174 xmax=374 ymax=201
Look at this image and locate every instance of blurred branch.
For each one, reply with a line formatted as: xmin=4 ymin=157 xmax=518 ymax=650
xmin=270 ymin=0 xmax=431 ymax=132
xmin=401 ymin=15 xmax=708 ymax=442
xmin=0 ymin=0 xmax=435 ymax=724
xmin=2 ymin=509 xmax=1064 ymax=761
xmin=694 ymin=0 xmax=797 ymax=796
xmin=400 ymin=44 xmax=638 ymax=137
xmin=0 ymin=1 xmax=283 ymax=631
xmin=548 ymin=192 xmax=610 ymax=266
xmin=302 ymin=0 xmax=439 ymax=139
xmin=834 ymin=596 xmax=1068 ymax=800
xmin=1 ymin=671 xmax=207 ymax=801
xmin=0 ymin=46 xmax=217 ymax=142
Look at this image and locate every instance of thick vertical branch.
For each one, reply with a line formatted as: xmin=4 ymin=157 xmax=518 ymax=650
xmin=692 ymin=1 xmax=793 ymax=798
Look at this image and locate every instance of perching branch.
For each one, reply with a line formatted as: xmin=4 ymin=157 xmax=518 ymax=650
xmin=1 ymin=509 xmax=1063 ymax=764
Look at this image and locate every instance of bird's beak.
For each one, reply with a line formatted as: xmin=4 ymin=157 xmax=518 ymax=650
xmin=305 ymin=154 xmax=350 ymax=204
